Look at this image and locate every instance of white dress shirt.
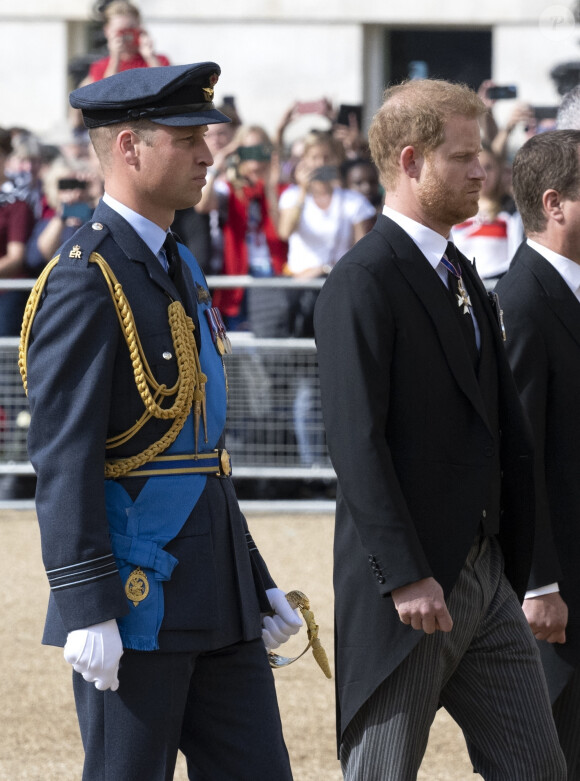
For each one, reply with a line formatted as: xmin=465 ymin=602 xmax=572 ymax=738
xmin=383 ymin=206 xmax=481 ymax=348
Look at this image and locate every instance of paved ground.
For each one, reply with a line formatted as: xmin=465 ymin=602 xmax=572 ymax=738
xmin=0 ymin=510 xmax=479 ymax=780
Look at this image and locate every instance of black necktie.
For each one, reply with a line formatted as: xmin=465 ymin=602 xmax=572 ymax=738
xmin=163 ymin=233 xmax=200 ymax=347
xmin=163 ymin=232 xmax=189 ymax=301
xmin=443 ymin=242 xmax=479 ymax=369
xmin=163 ymin=232 xmax=180 ymax=275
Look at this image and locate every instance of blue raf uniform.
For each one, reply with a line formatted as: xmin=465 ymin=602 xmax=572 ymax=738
xmin=21 ymin=62 xmax=294 ymax=781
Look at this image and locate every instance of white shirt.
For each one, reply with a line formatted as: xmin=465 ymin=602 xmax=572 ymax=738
xmin=382 ymin=205 xmax=481 ymax=348
xmin=527 ymin=238 xmax=580 ymax=303
xmin=280 ymin=185 xmax=376 ymax=274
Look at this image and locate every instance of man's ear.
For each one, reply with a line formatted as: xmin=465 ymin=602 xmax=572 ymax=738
xmin=543 ymin=189 xmax=564 ymax=223
xmin=117 ymin=129 xmax=140 ymax=168
xmin=400 ymin=145 xmax=423 ymax=180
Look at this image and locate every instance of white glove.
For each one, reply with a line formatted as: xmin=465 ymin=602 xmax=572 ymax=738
xmin=64 ymin=619 xmax=123 ymax=691
xmin=262 ymin=588 xmax=303 ymax=650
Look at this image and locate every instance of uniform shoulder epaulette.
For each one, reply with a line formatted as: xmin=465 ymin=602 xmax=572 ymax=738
xmin=58 ymin=220 xmax=111 ymax=268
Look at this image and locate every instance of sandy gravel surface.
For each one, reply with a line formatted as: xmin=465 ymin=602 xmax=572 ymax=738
xmin=0 ymin=510 xmax=478 ymax=780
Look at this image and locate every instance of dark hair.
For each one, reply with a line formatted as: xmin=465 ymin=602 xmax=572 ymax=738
xmin=513 ymin=129 xmax=580 ymax=234
xmin=0 ymin=127 xmax=12 ymax=156
xmin=340 ymin=157 xmax=377 ymax=180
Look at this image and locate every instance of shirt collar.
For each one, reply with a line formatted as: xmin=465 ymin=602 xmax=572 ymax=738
xmin=527 ymin=238 xmax=580 ymax=298
xmin=103 ymin=192 xmax=167 ymax=258
xmin=383 ymin=205 xmax=448 ymax=270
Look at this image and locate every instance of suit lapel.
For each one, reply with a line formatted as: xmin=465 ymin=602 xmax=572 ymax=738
xmin=518 ymin=245 xmax=580 ymax=349
xmin=375 ymin=216 xmax=492 ymax=431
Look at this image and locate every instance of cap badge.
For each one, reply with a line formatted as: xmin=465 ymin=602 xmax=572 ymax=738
xmin=69 ymin=245 xmax=82 ymax=259
xmin=201 ymin=86 xmax=214 ymax=102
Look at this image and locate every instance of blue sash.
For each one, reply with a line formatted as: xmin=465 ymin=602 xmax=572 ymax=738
xmin=105 ymin=245 xmax=228 ymax=650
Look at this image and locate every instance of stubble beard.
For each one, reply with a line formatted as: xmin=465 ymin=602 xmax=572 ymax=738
xmin=417 ymin=169 xmax=480 ymax=229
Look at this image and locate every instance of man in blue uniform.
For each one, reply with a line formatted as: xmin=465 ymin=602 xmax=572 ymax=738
xmin=21 ymin=62 xmax=301 ymax=780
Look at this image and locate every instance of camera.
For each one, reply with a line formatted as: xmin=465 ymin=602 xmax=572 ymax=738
xmin=295 ymin=100 xmax=327 ymax=115
xmin=237 ymin=144 xmax=272 ymax=162
xmin=335 ymin=104 xmax=363 ymax=127
xmin=533 ymin=106 xmax=558 ymax=121
xmin=311 ymin=165 xmax=339 ymax=183
xmin=58 ymin=178 xmax=87 ymax=191
xmin=486 ymin=85 xmax=518 ymax=101
xmin=62 ymin=202 xmax=94 ymax=222
xmin=118 ymin=27 xmax=141 ymax=47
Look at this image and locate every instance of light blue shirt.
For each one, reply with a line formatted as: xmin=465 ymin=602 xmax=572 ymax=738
xmin=102 ymin=192 xmax=168 ymax=269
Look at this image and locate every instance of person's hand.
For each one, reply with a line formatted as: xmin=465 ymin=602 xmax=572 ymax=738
xmin=277 ymin=101 xmax=301 ymax=131
xmin=391 ymin=577 xmax=453 ymax=634
xmin=505 ymin=103 xmax=535 ymax=134
xmin=320 ymin=97 xmax=335 ymax=122
xmin=523 ymin=592 xmax=568 ymax=644
xmin=333 ymin=111 xmax=362 ymax=158
xmin=293 ymin=159 xmax=315 ymax=191
xmin=477 ymin=79 xmax=497 ymax=109
xmin=262 ymin=588 xmax=303 ymax=650
xmin=138 ymin=29 xmax=154 ymax=60
xmin=64 ymin=619 xmax=123 ymax=691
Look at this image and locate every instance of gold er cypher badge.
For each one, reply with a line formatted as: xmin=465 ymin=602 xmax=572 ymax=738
xmin=125 ymin=567 xmax=150 ymax=607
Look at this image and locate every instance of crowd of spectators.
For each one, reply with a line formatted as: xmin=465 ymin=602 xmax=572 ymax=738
xmin=0 ymin=8 xmax=571 ymax=496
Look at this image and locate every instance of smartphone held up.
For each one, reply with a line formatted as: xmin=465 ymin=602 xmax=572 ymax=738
xmin=486 ymin=85 xmax=518 ymax=100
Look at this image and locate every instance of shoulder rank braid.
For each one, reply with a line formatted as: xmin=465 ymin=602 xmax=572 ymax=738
xmin=19 ymin=252 xmax=207 ymax=480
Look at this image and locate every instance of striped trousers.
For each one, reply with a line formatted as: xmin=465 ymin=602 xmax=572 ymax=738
xmin=553 ymin=667 xmax=580 ymax=779
xmin=340 ymin=535 xmax=566 ymax=780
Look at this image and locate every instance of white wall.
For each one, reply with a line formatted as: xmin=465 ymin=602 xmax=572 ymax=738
xmin=2 ymin=2 xmax=580 ymax=145
xmin=140 ymin=0 xmax=574 ymax=25
xmin=0 ymin=21 xmax=69 ymax=136
xmin=148 ymin=21 xmax=364 ymax=140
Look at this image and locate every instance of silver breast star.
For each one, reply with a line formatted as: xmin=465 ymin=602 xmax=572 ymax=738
xmin=456 ymin=278 xmax=472 ymax=315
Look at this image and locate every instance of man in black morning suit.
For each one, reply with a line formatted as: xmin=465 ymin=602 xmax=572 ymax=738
xmin=314 ymin=79 xmax=565 ymax=780
xmin=496 ymin=129 xmax=580 ymax=779
xmin=21 ymin=63 xmax=302 ymax=780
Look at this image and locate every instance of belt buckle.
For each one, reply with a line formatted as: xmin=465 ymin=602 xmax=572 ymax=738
xmin=218 ymin=449 xmax=232 ymax=477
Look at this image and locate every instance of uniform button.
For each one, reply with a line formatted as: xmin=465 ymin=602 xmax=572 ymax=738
xmin=482 ymin=509 xmax=487 ymax=518
xmin=377 ymin=576 xmax=385 ymax=584
xmin=92 ymin=222 xmax=103 ymax=230
xmin=162 ymin=351 xmax=172 ymax=360
xmin=368 ymin=555 xmax=375 ymax=563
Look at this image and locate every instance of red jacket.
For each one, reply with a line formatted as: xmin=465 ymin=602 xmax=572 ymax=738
xmin=212 ymin=181 xmax=288 ymax=319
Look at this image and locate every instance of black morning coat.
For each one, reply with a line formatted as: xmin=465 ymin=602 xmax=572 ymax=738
xmin=314 ymin=215 xmax=536 ymax=743
xmin=497 ymin=242 xmax=580 ymax=702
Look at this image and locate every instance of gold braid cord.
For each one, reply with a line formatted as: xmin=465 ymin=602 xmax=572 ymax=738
xmin=268 ymin=590 xmax=332 ymax=679
xmin=19 ymin=253 xmax=205 ymax=480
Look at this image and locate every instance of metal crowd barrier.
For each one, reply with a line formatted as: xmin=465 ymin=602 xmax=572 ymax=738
xmin=0 ymin=276 xmax=337 ymax=510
